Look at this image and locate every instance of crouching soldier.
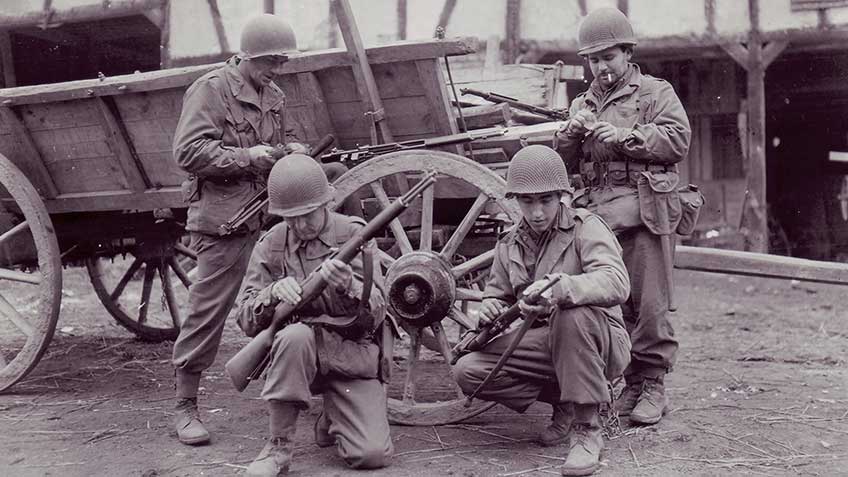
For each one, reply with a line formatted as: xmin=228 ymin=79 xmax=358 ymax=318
xmin=235 ymin=154 xmax=393 ymax=476
xmin=452 ymin=145 xmax=632 ymax=476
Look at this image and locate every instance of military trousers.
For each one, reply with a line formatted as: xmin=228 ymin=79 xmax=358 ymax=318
xmin=263 ymin=323 xmax=393 ymax=469
xmin=452 ymin=306 xmax=631 ymax=411
xmin=172 ymin=230 xmax=257 ymax=397
xmin=618 ymin=226 xmax=678 ymax=379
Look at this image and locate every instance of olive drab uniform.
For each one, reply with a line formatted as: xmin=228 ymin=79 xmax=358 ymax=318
xmin=235 ymin=213 xmax=393 ymax=469
xmin=556 ymin=63 xmax=692 ymax=382
xmin=453 ymin=205 xmax=632 ymax=409
xmin=172 ymin=56 xmax=297 ymax=396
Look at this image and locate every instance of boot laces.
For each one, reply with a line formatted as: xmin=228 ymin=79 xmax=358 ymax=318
xmin=569 ymin=424 xmax=596 ymax=452
xmin=176 ymin=398 xmax=201 ymax=421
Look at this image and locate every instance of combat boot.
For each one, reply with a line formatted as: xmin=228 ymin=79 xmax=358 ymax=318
xmin=630 ymin=376 xmax=669 ymax=425
xmin=561 ymin=404 xmax=603 ymax=476
xmin=173 ymin=398 xmax=210 ymax=445
xmin=538 ymin=402 xmax=574 ymax=447
xmin=613 ymin=379 xmax=643 ymax=417
xmin=246 ymin=401 xmax=299 ymax=476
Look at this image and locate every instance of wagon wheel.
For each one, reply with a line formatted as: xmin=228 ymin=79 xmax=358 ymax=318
xmin=0 ymin=154 xmax=62 ymax=392
xmin=332 ymin=150 xmax=521 ymax=426
xmin=85 ymin=239 xmax=196 ymax=342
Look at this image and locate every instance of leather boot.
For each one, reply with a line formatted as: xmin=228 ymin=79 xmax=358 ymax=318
xmin=173 ymin=398 xmax=210 ymax=445
xmin=246 ymin=401 xmax=299 ymax=477
xmin=538 ymin=402 xmax=573 ymax=447
xmin=630 ymin=376 xmax=669 ymax=425
xmin=561 ymin=404 xmax=603 ymax=476
xmin=614 ymin=378 xmax=643 ymax=417
xmin=314 ymin=399 xmax=334 ymax=448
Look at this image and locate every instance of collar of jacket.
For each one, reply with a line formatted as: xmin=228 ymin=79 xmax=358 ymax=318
xmin=286 ymin=209 xmax=337 ymax=253
xmin=511 ymin=203 xmax=576 ymax=244
xmin=586 ymin=63 xmax=642 ymax=110
xmin=509 ymin=204 xmax=578 ymax=279
xmin=222 ymin=56 xmax=286 ymax=113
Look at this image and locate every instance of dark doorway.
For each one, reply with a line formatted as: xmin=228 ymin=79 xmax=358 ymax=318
xmin=8 ymin=14 xmax=160 ymax=87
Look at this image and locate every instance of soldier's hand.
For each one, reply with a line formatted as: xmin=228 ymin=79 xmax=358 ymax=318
xmin=564 ymin=110 xmax=597 ymax=136
xmin=519 ymin=279 xmax=554 ymax=318
xmin=592 ymin=121 xmax=627 ymax=144
xmin=477 ymin=299 xmax=508 ymax=328
xmin=283 ymin=142 xmax=309 ymax=155
xmin=523 ymin=278 xmax=555 ymax=301
xmin=248 ymin=144 xmax=276 ymax=171
xmin=272 ymin=277 xmax=302 ymax=305
xmin=320 ymin=259 xmax=353 ymax=292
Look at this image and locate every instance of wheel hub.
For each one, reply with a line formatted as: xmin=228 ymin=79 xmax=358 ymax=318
xmin=385 ymin=251 xmax=456 ymax=328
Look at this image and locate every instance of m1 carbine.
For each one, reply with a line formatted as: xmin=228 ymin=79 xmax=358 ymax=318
xmin=451 ymin=276 xmax=562 ymax=365
xmin=225 ymin=171 xmax=438 ymax=392
xmin=218 ymin=134 xmax=336 ymax=236
xmin=319 ymin=127 xmax=508 ymax=168
xmin=460 ymin=88 xmax=569 ymax=122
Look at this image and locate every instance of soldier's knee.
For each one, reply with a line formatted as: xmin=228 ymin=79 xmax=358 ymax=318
xmin=272 ymin=323 xmax=314 ymax=352
xmin=553 ymin=306 xmax=596 ymax=333
xmin=344 ymin=444 xmax=392 ymax=469
xmin=451 ymin=355 xmax=483 ymax=394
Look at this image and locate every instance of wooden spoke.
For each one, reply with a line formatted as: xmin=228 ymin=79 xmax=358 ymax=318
xmin=377 ymin=249 xmax=396 ymax=269
xmin=158 ymin=263 xmax=181 ymax=328
xmin=168 ymin=256 xmax=192 ymax=289
xmin=448 ymin=307 xmax=475 ymax=330
xmin=440 ymin=192 xmax=490 ymax=260
xmin=430 ymin=322 xmax=464 ymax=399
xmin=0 ymin=292 xmax=34 ymax=337
xmin=174 ymin=242 xmax=197 ymax=260
xmin=370 ymin=180 xmax=414 ymax=255
xmin=0 ymin=350 xmax=7 ymax=368
xmin=402 ymin=328 xmax=422 ymax=404
xmin=109 ymin=257 xmax=143 ymax=301
xmin=0 ymin=267 xmax=41 ymax=285
xmin=419 ymin=184 xmax=434 ymax=251
xmin=456 ymin=287 xmax=483 ymax=302
xmin=452 ymin=248 xmax=495 ymax=278
xmin=137 ymin=263 xmax=156 ymax=325
xmin=0 ymin=220 xmax=29 ymax=247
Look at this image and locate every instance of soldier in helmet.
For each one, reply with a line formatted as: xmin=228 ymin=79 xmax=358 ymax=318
xmin=170 ymin=14 xmax=354 ymax=445
xmin=556 ymin=7 xmax=692 ymax=426
xmin=453 ymin=145 xmax=631 ymax=476
xmin=235 ymin=154 xmax=393 ymax=476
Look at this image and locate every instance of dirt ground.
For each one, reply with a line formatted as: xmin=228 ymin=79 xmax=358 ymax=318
xmin=1 ymin=267 xmax=847 ymax=477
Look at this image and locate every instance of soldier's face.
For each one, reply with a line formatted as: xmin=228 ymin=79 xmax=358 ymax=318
xmin=287 ymin=207 xmax=327 ymax=241
xmin=586 ymin=46 xmax=632 ymax=89
xmin=244 ymin=55 xmax=288 ymax=88
xmin=516 ymin=192 xmax=561 ymax=234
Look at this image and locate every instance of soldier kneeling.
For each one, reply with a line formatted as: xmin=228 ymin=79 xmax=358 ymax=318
xmin=235 ymin=154 xmax=392 ymax=476
xmin=452 ymin=145 xmax=632 ymax=476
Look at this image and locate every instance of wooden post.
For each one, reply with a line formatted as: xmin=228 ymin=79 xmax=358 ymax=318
xmin=397 ymin=0 xmax=407 ymax=40
xmin=264 ymin=0 xmax=274 ymax=14
xmin=0 ymin=31 xmax=16 ymax=88
xmin=504 ymin=0 xmax=521 ymax=64
xmin=434 ymin=0 xmax=457 ymax=36
xmin=207 ymin=0 xmax=230 ymax=55
xmin=159 ymin=0 xmax=171 ymax=69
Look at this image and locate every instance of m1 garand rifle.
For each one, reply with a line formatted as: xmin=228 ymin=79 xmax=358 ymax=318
xmin=452 ymin=275 xmax=561 ymax=406
xmin=218 ymin=134 xmax=336 ymax=236
xmin=319 ymin=127 xmax=508 ymax=168
xmin=460 ymin=88 xmax=570 ymax=122
xmin=225 ymin=171 xmax=438 ymax=392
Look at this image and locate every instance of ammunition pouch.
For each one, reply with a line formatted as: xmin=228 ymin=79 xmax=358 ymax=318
xmin=637 ymin=171 xmax=681 ymax=236
xmin=676 ymin=184 xmax=705 ymax=235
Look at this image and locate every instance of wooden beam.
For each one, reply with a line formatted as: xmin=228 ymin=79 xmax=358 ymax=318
xmin=0 ymin=38 xmax=477 ymax=106
xmin=675 ymin=245 xmax=848 ymax=286
xmin=332 ymin=0 xmax=394 ymax=143
xmin=95 ymin=96 xmax=151 ymax=191
xmin=0 ymin=31 xmax=15 ymax=88
xmin=0 ymin=107 xmax=58 ymax=198
xmin=577 ymin=0 xmax=588 ymax=16
xmin=0 ymin=188 xmax=183 ymax=214
xmin=159 ymin=0 xmax=171 ymax=69
xmin=762 ymin=40 xmax=789 ymax=68
xmin=720 ymin=42 xmax=749 ymax=71
xmin=0 ymin=0 xmax=163 ymax=29
xmin=206 ymin=0 xmax=230 ymax=54
xmin=434 ymin=0 xmax=457 ymax=35
xmin=505 ymin=0 xmax=521 ymax=64
xmin=705 ymin=0 xmax=716 ymax=35
xmin=617 ymin=0 xmax=629 ymax=16
xmin=295 ymin=72 xmax=334 ymax=139
xmin=397 ymin=0 xmax=407 ymax=40
xmin=264 ymin=0 xmax=274 ymax=14
xmin=457 ymin=103 xmax=512 ymax=130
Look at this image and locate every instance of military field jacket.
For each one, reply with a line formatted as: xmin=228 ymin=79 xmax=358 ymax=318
xmin=484 ymin=206 xmax=630 ymax=325
xmin=557 ymin=64 xmax=691 ymax=170
xmin=173 ymin=56 xmax=297 ymax=234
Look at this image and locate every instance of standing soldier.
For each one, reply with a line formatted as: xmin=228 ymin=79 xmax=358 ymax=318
xmin=170 ymin=14 xmax=314 ymax=445
xmin=236 ymin=154 xmax=392 ymax=476
xmin=556 ymin=7 xmax=692 ymax=425
xmin=453 ymin=145 xmax=631 ymax=476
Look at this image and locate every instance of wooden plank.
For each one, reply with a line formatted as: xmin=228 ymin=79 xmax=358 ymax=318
xmin=0 ymin=31 xmax=15 ymax=88
xmin=762 ymin=40 xmax=789 ymax=68
xmin=0 ymin=0 xmax=163 ymax=29
xmin=0 ymin=107 xmax=58 ymax=198
xmin=435 ymin=0 xmax=458 ymax=34
xmin=415 ymin=59 xmax=459 ymax=138
xmin=0 ymin=188 xmax=184 ymax=214
xmin=296 ymin=72 xmax=334 ymax=141
xmin=504 ymin=0 xmax=521 ymax=64
xmin=95 ymin=97 xmax=151 ymax=192
xmin=0 ymin=38 xmax=477 ymax=106
xmin=720 ymin=43 xmax=749 ymax=71
xmin=326 ymin=96 xmax=437 ymax=143
xmin=675 ymin=245 xmax=848 ymax=286
xmin=457 ymin=103 xmax=511 ymax=130
xmin=742 ymin=0 xmax=768 ymax=253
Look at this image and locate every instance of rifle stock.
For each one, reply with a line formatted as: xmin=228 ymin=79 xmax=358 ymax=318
xmin=225 ymin=171 xmax=437 ymax=391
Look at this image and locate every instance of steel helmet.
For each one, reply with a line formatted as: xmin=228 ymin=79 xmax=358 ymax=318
xmin=267 ymin=154 xmax=334 ymax=217
xmin=577 ymin=7 xmax=637 ymax=56
xmin=505 ymin=145 xmax=572 ymax=198
xmin=240 ymin=14 xmax=298 ymax=59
